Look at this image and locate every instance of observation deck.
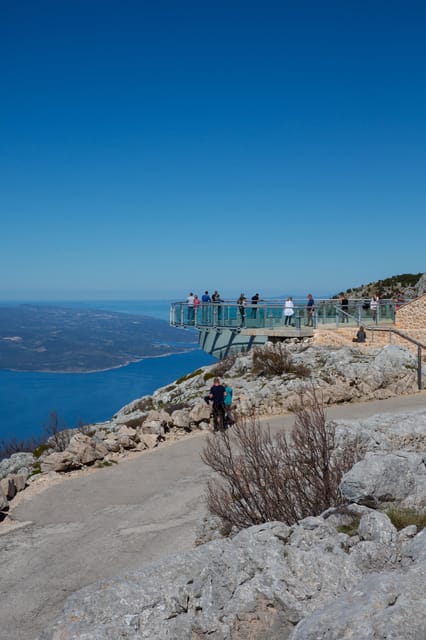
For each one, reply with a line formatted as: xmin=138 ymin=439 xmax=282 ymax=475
xmin=170 ymin=298 xmax=397 ymax=359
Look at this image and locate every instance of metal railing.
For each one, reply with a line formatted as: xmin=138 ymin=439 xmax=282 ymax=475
xmin=367 ymin=326 xmax=425 ymax=390
xmin=170 ymin=298 xmax=399 ymax=331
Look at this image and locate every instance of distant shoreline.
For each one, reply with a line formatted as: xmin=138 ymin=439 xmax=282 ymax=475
xmin=2 ymin=346 xmax=199 ymax=375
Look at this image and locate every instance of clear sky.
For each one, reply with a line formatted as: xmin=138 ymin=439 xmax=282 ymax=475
xmin=1 ymin=0 xmax=425 ymax=301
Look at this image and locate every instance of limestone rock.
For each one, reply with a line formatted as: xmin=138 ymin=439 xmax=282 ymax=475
xmin=170 ymin=408 xmax=191 ymax=429
xmin=0 ymin=452 xmax=35 ymax=480
xmin=340 ymin=451 xmax=424 ymax=508
xmin=189 ymin=401 xmax=211 ymax=424
xmin=40 ymin=451 xmax=76 ymax=473
xmin=0 ymin=484 xmax=8 ymax=511
xmin=66 ymin=433 xmax=108 ymax=465
xmin=0 ymin=476 xmax=17 ymax=500
xmin=102 ymin=438 xmax=121 ymax=452
xmin=138 ymin=434 xmax=159 ymax=449
xmin=38 ymin=517 xmax=426 ymax=640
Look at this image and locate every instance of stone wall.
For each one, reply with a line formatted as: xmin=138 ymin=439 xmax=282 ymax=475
xmin=313 ymin=295 xmax=426 ymax=357
xmin=313 ymin=326 xmax=426 ymax=359
xmin=396 ymin=293 xmax=426 ymax=331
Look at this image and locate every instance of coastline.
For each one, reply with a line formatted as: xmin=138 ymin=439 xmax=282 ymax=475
xmin=2 ymin=345 xmax=200 ymax=375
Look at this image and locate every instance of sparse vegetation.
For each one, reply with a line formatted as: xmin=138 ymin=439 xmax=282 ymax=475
xmin=201 ymin=386 xmax=360 ymax=530
xmin=337 ymin=514 xmax=362 ymax=536
xmin=0 ymin=435 xmax=44 ymax=462
xmin=338 ymin=272 xmax=423 ymax=299
xmin=176 ymin=369 xmax=203 ymax=384
xmin=386 ymin=507 xmax=426 ymax=531
xmin=210 ymin=355 xmax=237 ymax=377
xmin=252 ymin=344 xmax=311 ymax=378
xmin=131 ymin=397 xmax=154 ymax=412
xmin=33 ymin=443 xmax=50 ymax=458
xmin=0 ymin=411 xmax=94 ymax=463
xmin=29 ymin=462 xmax=42 ymax=476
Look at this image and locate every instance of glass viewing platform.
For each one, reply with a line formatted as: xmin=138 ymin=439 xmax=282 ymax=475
xmin=170 ymin=298 xmax=398 ymax=332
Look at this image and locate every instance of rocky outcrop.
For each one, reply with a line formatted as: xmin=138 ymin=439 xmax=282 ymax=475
xmin=37 ymin=513 xmax=426 ymax=640
xmin=114 ymin=342 xmax=423 ymax=427
xmin=1 ymin=342 xmax=424 ymax=520
xmin=0 ymin=453 xmax=34 ymax=516
xmin=37 ymin=408 xmax=426 ymax=640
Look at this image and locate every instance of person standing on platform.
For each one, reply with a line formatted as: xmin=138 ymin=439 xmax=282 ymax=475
xmin=251 ymin=293 xmax=260 ymax=318
xmin=193 ymin=294 xmax=201 ymax=323
xmin=237 ymin=293 xmax=246 ymax=327
xmin=284 ymin=296 xmax=294 ymax=326
xmin=370 ymin=294 xmax=379 ymax=322
xmin=340 ymin=294 xmax=349 ymax=322
xmin=201 ymin=290 xmax=211 ymax=323
xmin=186 ymin=292 xmax=195 ymax=324
xmin=305 ymin=294 xmax=315 ymax=327
xmin=212 ymin=290 xmax=222 ymax=325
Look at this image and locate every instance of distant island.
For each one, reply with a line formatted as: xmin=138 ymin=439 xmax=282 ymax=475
xmin=0 ymin=305 xmax=197 ymax=372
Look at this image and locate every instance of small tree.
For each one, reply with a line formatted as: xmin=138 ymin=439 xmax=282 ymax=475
xmin=43 ymin=411 xmax=72 ymax=452
xmin=201 ymin=385 xmax=361 ymax=530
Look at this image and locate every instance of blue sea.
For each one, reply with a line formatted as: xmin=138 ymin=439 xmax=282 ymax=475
xmin=0 ymin=300 xmax=215 ymax=444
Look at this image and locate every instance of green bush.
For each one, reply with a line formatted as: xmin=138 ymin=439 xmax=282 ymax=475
xmin=33 ymin=443 xmax=50 ymax=458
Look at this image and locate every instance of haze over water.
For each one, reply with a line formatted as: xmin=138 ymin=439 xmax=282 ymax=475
xmin=0 ymin=300 xmax=215 ymax=444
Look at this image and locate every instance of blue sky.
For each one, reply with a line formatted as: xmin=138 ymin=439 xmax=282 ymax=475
xmin=1 ymin=0 xmax=425 ymax=301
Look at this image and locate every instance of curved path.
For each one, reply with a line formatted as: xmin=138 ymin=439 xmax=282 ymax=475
xmin=1 ymin=391 xmax=426 ymax=640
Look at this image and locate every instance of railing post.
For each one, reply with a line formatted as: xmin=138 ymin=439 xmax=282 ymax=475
xmin=418 ymin=346 xmax=422 ymax=390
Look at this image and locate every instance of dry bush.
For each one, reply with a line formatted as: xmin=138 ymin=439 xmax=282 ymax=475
xmin=210 ymin=354 xmax=237 ymax=378
xmin=201 ymin=386 xmax=360 ymax=530
xmin=0 ymin=435 xmax=44 ymax=462
xmin=43 ymin=411 xmax=73 ymax=452
xmin=252 ymin=344 xmax=310 ymax=378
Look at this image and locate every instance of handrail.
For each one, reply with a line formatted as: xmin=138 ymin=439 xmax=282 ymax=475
xmin=170 ymin=298 xmax=399 ymax=331
xmin=366 ymin=326 xmax=425 ymax=390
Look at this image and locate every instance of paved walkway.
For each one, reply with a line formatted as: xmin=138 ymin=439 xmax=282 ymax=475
xmin=1 ymin=391 xmax=426 ymax=640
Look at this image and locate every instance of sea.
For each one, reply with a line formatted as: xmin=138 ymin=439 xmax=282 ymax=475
xmin=0 ymin=300 xmax=215 ymax=445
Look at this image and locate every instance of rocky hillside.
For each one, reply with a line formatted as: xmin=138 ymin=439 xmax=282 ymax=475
xmin=336 ymin=271 xmax=426 ymax=300
xmin=1 ymin=340 xmax=424 ymax=508
xmin=39 ymin=407 xmax=426 ymax=639
xmin=1 ymin=340 xmax=426 ymax=639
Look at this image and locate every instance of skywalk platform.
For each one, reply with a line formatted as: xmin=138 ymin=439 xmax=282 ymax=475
xmin=170 ymin=298 xmax=397 ymax=359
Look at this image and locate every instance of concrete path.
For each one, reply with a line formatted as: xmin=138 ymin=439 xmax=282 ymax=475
xmin=1 ymin=391 xmax=426 ymax=640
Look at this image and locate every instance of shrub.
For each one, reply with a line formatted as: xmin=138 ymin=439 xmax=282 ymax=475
xmin=0 ymin=436 xmax=43 ymax=462
xmin=201 ymin=386 xmax=360 ymax=530
xmin=252 ymin=344 xmax=310 ymax=378
xmin=210 ymin=355 xmax=237 ymax=378
xmin=386 ymin=507 xmax=426 ymax=531
xmin=43 ymin=412 xmax=73 ymax=452
xmin=128 ymin=397 xmax=154 ymax=413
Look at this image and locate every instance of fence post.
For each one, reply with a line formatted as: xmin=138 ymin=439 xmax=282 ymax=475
xmin=418 ymin=346 xmax=422 ymax=390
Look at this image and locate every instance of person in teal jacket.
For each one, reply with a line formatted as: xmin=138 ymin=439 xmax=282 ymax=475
xmin=224 ymin=382 xmax=233 ymax=427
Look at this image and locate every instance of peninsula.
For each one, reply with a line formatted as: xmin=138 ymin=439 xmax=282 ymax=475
xmin=0 ymin=305 xmax=196 ymax=372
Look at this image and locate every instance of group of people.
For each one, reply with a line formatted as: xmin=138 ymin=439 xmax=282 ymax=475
xmin=186 ymin=291 xmax=319 ymax=327
xmin=186 ymin=291 xmax=384 ymax=329
xmin=204 ymin=377 xmax=233 ymax=431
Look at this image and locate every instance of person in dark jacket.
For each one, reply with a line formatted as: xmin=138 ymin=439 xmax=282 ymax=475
xmin=207 ymin=377 xmax=227 ymax=431
xmin=353 ymin=326 xmax=366 ymax=343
